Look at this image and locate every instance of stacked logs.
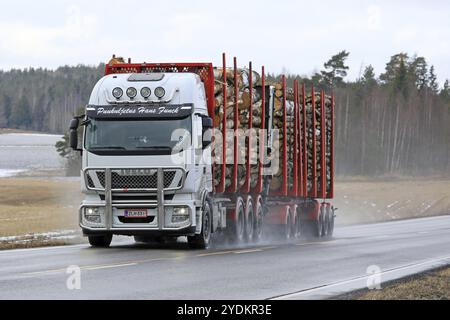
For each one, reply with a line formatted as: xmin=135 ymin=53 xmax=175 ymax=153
xmin=213 ymin=67 xmax=263 ymax=189
xmin=212 ymin=68 xmax=333 ymax=197
xmin=265 ymin=86 xmax=333 ymax=195
xmin=303 ymin=92 xmax=333 ymax=196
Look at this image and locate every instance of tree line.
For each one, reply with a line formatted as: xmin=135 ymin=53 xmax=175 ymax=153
xmin=1 ymin=54 xmax=450 ymax=177
xmin=271 ymin=51 xmax=450 ymax=176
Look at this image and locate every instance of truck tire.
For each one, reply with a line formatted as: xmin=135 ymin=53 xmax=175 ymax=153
xmin=327 ymin=207 xmax=335 ymax=237
xmin=284 ymin=213 xmax=292 ymax=240
xmin=228 ymin=196 xmax=245 ymax=243
xmin=88 ymin=234 xmax=112 ymax=248
xmin=245 ymin=198 xmax=254 ymax=242
xmin=253 ymin=199 xmax=264 ymax=242
xmin=188 ymin=197 xmax=212 ymax=249
xmin=294 ymin=211 xmax=301 ymax=239
xmin=322 ymin=208 xmax=329 ymax=237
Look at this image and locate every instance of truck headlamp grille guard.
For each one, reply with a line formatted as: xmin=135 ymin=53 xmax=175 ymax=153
xmin=84 ymin=167 xmax=185 ymax=192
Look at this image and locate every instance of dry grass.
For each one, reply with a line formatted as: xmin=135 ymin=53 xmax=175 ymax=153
xmin=0 ymin=177 xmax=81 ymax=237
xmin=340 ymin=266 xmax=450 ymax=300
xmin=334 ymin=178 xmax=450 ymax=225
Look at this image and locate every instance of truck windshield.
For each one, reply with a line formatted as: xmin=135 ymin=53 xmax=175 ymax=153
xmin=85 ymin=116 xmax=192 ymax=155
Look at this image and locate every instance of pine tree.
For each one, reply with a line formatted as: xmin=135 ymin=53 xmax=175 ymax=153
xmin=320 ymin=50 xmax=350 ymax=88
xmin=429 ymin=65 xmax=439 ymax=94
xmin=379 ymin=53 xmax=409 ymax=84
xmin=440 ymin=79 xmax=450 ymax=101
xmin=361 ymin=65 xmax=377 ymax=88
xmin=409 ymin=56 xmax=428 ymax=90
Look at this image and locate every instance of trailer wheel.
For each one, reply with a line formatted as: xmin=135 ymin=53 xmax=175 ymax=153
xmin=228 ymin=196 xmax=245 ymax=243
xmin=253 ymin=198 xmax=264 ymax=242
xmin=322 ymin=207 xmax=329 ymax=237
xmin=284 ymin=209 xmax=293 ymax=240
xmin=188 ymin=196 xmax=212 ymax=249
xmin=245 ymin=197 xmax=254 ymax=242
xmin=327 ymin=207 xmax=335 ymax=237
xmin=88 ymin=234 xmax=112 ymax=248
xmin=294 ymin=210 xmax=301 ymax=238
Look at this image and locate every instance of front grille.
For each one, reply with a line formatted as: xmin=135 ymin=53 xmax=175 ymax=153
xmin=86 ymin=169 xmax=182 ymax=190
xmin=87 ymin=174 xmax=95 ymax=188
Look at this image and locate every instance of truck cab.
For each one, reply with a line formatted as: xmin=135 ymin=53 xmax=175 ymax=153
xmin=70 ymin=71 xmax=215 ymax=248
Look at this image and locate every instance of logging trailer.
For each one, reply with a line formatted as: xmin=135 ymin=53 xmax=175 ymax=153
xmin=68 ymin=53 xmax=335 ymax=248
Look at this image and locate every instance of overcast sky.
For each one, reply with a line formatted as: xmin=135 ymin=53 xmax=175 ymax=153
xmin=0 ymin=0 xmax=449 ymax=86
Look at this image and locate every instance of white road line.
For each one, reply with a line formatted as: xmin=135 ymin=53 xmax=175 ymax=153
xmin=234 ymin=249 xmax=263 ymax=254
xmin=22 ymin=262 xmax=138 ymax=276
xmin=85 ymin=262 xmax=137 ymax=270
xmin=270 ymin=254 xmax=450 ymax=300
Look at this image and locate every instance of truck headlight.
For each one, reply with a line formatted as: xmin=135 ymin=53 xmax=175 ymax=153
xmin=170 ymin=207 xmax=190 ymax=223
xmin=83 ymin=207 xmax=105 ymax=226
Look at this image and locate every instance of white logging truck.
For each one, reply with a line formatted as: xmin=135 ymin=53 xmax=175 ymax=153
xmin=69 ymin=54 xmax=335 ymax=248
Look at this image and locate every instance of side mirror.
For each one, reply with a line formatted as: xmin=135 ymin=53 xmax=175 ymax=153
xmin=69 ymin=118 xmax=79 ymax=130
xmin=69 ymin=118 xmax=80 ymax=150
xmin=201 ymin=116 xmax=213 ymax=149
xmin=69 ymin=129 xmax=78 ymax=150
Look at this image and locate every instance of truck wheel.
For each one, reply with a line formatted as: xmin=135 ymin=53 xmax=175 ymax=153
xmin=188 ymin=197 xmax=212 ymax=249
xmin=228 ymin=196 xmax=245 ymax=243
xmin=88 ymin=234 xmax=112 ymax=248
xmin=253 ymin=199 xmax=264 ymax=242
xmin=294 ymin=212 xmax=301 ymax=238
xmin=327 ymin=208 xmax=335 ymax=237
xmin=284 ymin=211 xmax=293 ymax=240
xmin=322 ymin=208 xmax=329 ymax=237
xmin=245 ymin=198 xmax=254 ymax=242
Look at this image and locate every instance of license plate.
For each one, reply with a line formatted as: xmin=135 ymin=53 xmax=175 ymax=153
xmin=124 ymin=209 xmax=148 ymax=218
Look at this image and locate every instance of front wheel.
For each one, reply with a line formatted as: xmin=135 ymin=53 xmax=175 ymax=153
xmin=188 ymin=197 xmax=212 ymax=249
xmin=88 ymin=234 xmax=113 ymax=247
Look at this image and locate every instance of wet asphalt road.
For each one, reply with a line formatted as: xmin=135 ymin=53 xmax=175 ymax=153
xmin=1 ymin=215 xmax=449 ymax=299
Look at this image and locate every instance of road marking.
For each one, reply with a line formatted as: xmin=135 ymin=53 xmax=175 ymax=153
xmin=234 ymin=249 xmax=263 ymax=254
xmin=22 ymin=268 xmax=67 ymax=276
xmin=197 ymin=246 xmax=276 ymax=257
xmin=197 ymin=250 xmax=238 ymax=257
xmin=22 ymin=261 xmax=139 ymax=276
xmin=296 ymin=240 xmax=337 ymax=246
xmin=270 ymin=254 xmax=450 ymax=300
xmin=85 ymin=262 xmax=137 ymax=270
xmin=234 ymin=246 xmax=277 ymax=254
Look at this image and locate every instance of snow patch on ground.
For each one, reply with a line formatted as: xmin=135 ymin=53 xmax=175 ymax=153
xmin=0 ymin=230 xmax=79 ymax=243
xmin=0 ymin=169 xmax=27 ymax=177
